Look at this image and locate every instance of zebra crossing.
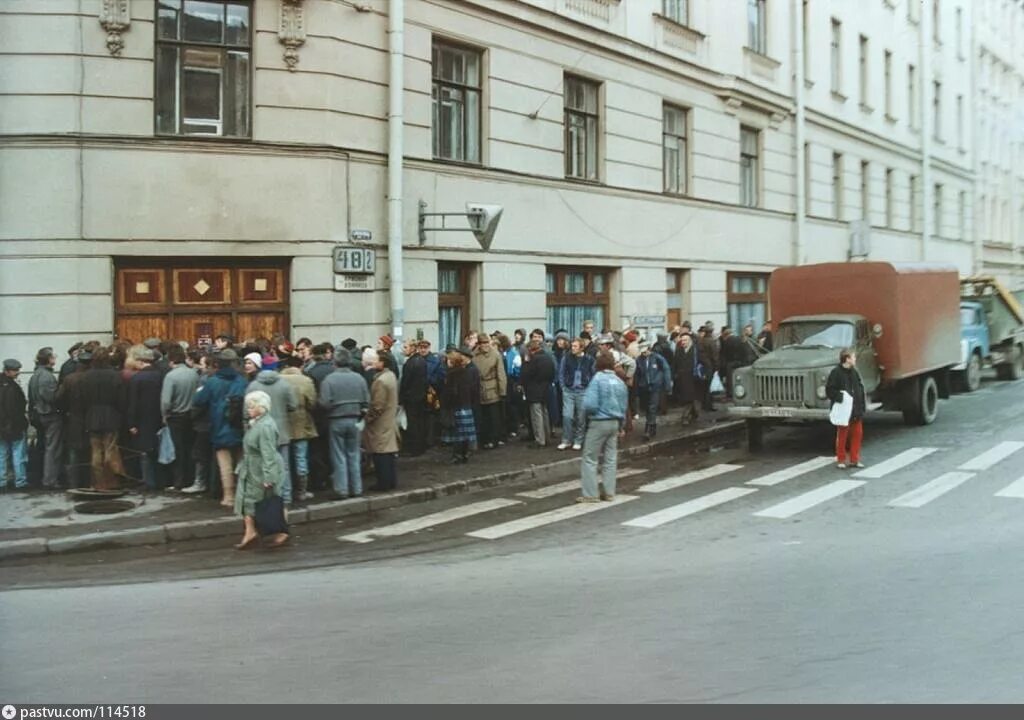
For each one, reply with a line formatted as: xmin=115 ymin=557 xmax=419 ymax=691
xmin=338 ymin=439 xmax=1024 ymax=545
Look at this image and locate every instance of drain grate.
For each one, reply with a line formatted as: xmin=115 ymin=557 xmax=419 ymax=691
xmin=74 ymin=500 xmax=136 ymax=515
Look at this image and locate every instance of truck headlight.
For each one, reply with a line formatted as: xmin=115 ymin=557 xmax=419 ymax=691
xmin=734 ymin=383 xmax=746 ymax=399
xmin=816 ymin=385 xmax=827 ymax=400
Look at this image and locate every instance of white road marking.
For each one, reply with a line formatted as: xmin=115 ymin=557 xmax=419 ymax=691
xmin=888 ymin=471 xmax=975 ymax=508
xmin=516 ymin=468 xmax=648 ymax=499
xmin=746 ymin=457 xmax=835 ymax=487
xmin=622 ymin=487 xmax=759 ymax=529
xmin=466 ymin=495 xmax=638 ymax=540
xmin=995 ymin=476 xmax=1024 ymax=499
xmin=338 ymin=498 xmax=522 ymax=543
xmin=636 ymin=464 xmax=744 ymax=494
xmin=753 ymin=480 xmax=866 ymax=519
xmin=851 ymin=447 xmax=939 ymax=479
xmin=957 ymin=441 xmax=1024 ymax=471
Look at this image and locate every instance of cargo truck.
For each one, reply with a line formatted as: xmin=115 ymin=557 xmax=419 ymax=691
xmin=953 ymin=277 xmax=1024 ymax=392
xmin=728 ymin=262 xmax=961 ymax=449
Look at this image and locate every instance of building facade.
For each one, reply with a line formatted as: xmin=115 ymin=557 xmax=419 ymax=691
xmin=1 ymin=0 xmax=1021 ymax=364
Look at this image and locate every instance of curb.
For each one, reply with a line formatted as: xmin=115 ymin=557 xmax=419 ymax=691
xmin=0 ymin=420 xmax=743 ymax=560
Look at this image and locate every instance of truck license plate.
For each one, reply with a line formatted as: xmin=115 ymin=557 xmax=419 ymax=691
xmin=762 ymin=407 xmax=794 ymax=418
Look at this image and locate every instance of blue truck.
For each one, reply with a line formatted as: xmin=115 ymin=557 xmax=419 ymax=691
xmin=954 ymin=278 xmax=1024 ymax=392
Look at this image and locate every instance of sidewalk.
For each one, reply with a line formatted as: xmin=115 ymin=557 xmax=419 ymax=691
xmin=0 ymin=411 xmax=744 ymax=560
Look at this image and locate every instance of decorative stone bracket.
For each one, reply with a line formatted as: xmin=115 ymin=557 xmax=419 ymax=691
xmin=99 ymin=0 xmax=131 ymax=56
xmin=279 ymin=0 xmax=307 ymax=71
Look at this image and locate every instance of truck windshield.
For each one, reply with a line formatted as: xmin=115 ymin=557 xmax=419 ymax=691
xmin=777 ymin=321 xmax=855 ymax=349
xmin=960 ymin=307 xmax=978 ymax=325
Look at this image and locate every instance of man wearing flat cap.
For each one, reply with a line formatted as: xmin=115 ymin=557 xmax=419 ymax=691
xmin=0 ymin=359 xmax=28 ymax=489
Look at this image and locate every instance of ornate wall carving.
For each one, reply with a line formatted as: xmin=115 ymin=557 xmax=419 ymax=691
xmin=99 ymin=0 xmax=131 ymax=56
xmin=279 ymin=0 xmax=307 ymax=71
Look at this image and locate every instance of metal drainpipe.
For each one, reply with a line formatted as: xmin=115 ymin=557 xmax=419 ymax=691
xmin=793 ymin=0 xmax=806 ymax=267
xmin=969 ymin=0 xmax=982 ymax=276
xmin=920 ymin=0 xmax=933 ymax=262
xmin=387 ymin=0 xmax=405 ymax=346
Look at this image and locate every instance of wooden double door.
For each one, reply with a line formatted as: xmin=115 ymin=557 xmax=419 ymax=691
xmin=114 ymin=259 xmax=290 ymax=347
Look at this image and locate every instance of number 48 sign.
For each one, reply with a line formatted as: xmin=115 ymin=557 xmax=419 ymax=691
xmin=333 ymin=247 xmax=376 ymax=275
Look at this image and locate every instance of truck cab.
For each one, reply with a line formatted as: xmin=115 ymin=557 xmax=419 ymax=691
xmin=954 ymin=301 xmax=990 ymax=392
xmin=731 ymin=314 xmax=880 ymax=421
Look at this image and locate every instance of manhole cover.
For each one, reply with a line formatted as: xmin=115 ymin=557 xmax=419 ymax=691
xmin=74 ymin=500 xmax=136 ymax=515
xmin=67 ymin=488 xmax=126 ymax=500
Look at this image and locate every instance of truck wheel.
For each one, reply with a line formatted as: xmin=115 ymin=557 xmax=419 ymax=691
xmin=902 ymin=376 xmax=939 ymax=426
xmin=996 ymin=345 xmax=1023 ymax=381
xmin=956 ymin=354 xmax=982 ymax=392
xmin=746 ymin=419 xmax=764 ymax=451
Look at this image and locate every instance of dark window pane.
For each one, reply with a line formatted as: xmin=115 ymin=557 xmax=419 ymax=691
xmin=224 ymin=50 xmax=249 ymax=136
xmin=183 ymin=0 xmax=224 ymax=43
xmin=182 ymin=49 xmax=223 ymax=135
xmin=224 ymin=3 xmax=250 ymax=46
xmin=565 ymin=272 xmax=586 ymax=294
xmin=438 ymin=269 xmax=460 ymax=293
xmin=155 ymin=45 xmax=179 ymax=134
xmin=157 ymin=0 xmax=182 ymax=40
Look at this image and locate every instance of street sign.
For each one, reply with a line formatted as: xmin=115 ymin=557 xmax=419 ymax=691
xmin=350 ymin=229 xmax=372 ymax=242
xmin=333 ymin=247 xmax=375 ymax=274
xmin=632 ymin=315 xmax=666 ymax=327
xmin=334 ymin=274 xmax=375 ymax=292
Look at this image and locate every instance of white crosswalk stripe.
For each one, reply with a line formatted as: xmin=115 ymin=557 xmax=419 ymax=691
xmin=957 ymin=441 xmax=1024 ymax=471
xmin=995 ymin=476 xmax=1024 ymax=499
xmin=622 ymin=487 xmax=759 ymax=529
xmin=466 ymin=495 xmax=638 ymax=540
xmin=753 ymin=480 xmax=866 ymax=519
xmin=852 ymin=447 xmax=939 ymax=478
xmin=339 ymin=498 xmax=522 ymax=543
xmin=635 ymin=464 xmax=743 ymax=494
xmin=887 ymin=471 xmax=975 ymax=508
xmin=746 ymin=457 xmax=835 ymax=487
xmin=515 ymin=468 xmax=648 ymax=499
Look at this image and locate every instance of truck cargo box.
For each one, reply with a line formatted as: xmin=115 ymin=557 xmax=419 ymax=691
xmin=770 ymin=262 xmax=960 ymax=382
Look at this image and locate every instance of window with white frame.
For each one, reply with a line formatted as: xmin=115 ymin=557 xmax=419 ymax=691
xmin=830 ymin=19 xmax=842 ymax=94
xmin=908 ymin=63 xmax=918 ymax=129
xmin=663 ymin=0 xmax=688 ymax=25
xmin=910 ymin=174 xmax=920 ymax=231
xmin=956 ymin=94 xmax=964 ymax=149
xmin=934 ymin=184 xmax=943 ymax=237
xmin=933 ymin=80 xmax=942 ymax=141
xmin=747 ymin=0 xmax=767 ymax=55
xmin=739 ymin=126 xmax=760 ymax=208
xmin=155 ymin=0 xmax=251 ymax=137
xmin=884 ymin=50 xmax=893 ymax=117
xmin=564 ymin=75 xmax=600 ymax=181
xmin=861 ymin=160 xmax=870 ymax=221
xmin=959 ymin=191 xmax=967 ymax=240
xmin=432 ymin=41 xmax=482 ymax=164
xmin=885 ymin=168 xmax=894 ymax=227
xmin=663 ymin=104 xmax=688 ymax=194
xmin=858 ymin=35 xmax=869 ymax=107
xmin=832 ymin=152 xmax=844 ymax=219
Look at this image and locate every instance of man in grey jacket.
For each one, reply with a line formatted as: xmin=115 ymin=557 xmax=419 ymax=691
xmin=318 ymin=347 xmax=370 ymax=499
xmin=28 ymin=347 xmax=62 ymax=488
xmin=161 ymin=344 xmax=199 ymax=491
xmin=247 ymin=363 xmax=298 ymax=503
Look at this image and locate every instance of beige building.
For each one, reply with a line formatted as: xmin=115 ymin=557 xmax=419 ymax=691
xmin=0 ymin=0 xmax=1021 ymax=365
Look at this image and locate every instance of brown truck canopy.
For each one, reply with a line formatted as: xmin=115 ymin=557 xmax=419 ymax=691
xmin=770 ymin=262 xmax=960 ymax=381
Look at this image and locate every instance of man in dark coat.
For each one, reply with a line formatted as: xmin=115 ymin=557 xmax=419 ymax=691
xmin=671 ymin=333 xmax=700 ymax=425
xmin=719 ymin=326 xmax=745 ymax=399
xmin=0 ymin=359 xmax=29 ymax=489
xmin=697 ymin=326 xmax=720 ymax=412
xmin=826 ymin=349 xmax=867 ymax=469
xmin=59 ymin=342 xmax=83 ymax=384
xmin=78 ymin=347 xmax=126 ymax=490
xmin=521 ymin=339 xmax=556 ymax=447
xmin=127 ymin=349 xmax=166 ymax=491
xmin=55 ymin=352 xmax=92 ymax=488
xmin=399 ymin=340 xmax=429 ymax=457
xmin=304 ymin=342 xmax=336 ymax=490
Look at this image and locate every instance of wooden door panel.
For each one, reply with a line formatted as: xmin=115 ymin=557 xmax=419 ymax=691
xmin=236 ymin=313 xmax=287 ymax=342
xmin=115 ymin=316 xmax=168 ymax=345
xmin=172 ymin=314 xmax=234 ymax=348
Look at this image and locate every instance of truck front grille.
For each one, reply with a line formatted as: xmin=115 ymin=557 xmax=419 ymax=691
xmin=757 ymin=375 xmax=805 ymax=405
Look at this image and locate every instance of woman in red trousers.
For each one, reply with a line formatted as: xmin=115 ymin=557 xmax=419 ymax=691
xmin=826 ymin=349 xmax=867 ymax=469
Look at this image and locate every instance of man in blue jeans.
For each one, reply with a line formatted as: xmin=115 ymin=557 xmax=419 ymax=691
xmin=0 ymin=359 xmax=29 ymax=489
xmin=318 ymin=347 xmax=369 ymax=499
xmin=578 ymin=350 xmax=628 ymax=503
xmin=558 ymin=338 xmax=594 ymax=451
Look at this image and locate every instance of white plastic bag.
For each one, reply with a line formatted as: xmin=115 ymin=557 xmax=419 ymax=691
xmin=395 ymin=406 xmax=408 ymax=431
xmin=709 ymin=371 xmax=725 ymax=395
xmin=829 ymin=390 xmax=853 ymax=427
xmin=157 ymin=426 xmax=176 ymax=465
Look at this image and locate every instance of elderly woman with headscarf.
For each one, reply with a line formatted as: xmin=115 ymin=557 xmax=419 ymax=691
xmin=234 ymin=390 xmax=288 ymax=549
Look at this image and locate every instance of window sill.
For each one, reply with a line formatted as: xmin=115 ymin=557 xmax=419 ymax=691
xmin=652 ymin=14 xmax=705 ymax=39
xmin=154 ymin=132 xmax=252 ymax=142
xmin=831 ymin=90 xmax=848 ymax=103
xmin=663 ymin=190 xmax=691 ymax=199
xmin=653 ymin=13 xmax=705 ymax=54
xmin=804 ymin=78 xmax=815 ymax=90
xmin=859 ymin=102 xmax=875 ymax=114
xmin=432 ymin=156 xmax=485 ymax=169
xmin=884 ymin=113 xmax=898 ymax=124
xmin=564 ymin=175 xmax=603 ymax=186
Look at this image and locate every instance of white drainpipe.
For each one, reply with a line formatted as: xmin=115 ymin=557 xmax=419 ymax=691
xmin=793 ymin=0 xmax=806 ymax=267
xmin=920 ymin=0 xmax=933 ymax=262
xmin=387 ymin=0 xmax=405 ymax=345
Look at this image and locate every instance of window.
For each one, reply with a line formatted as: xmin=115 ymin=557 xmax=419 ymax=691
xmin=832 ymin=152 xmax=843 ymax=219
xmin=933 ymin=80 xmax=942 ymax=141
xmin=885 ymin=168 xmax=894 ymax=227
xmin=861 ymin=160 xmax=870 ymax=221
xmin=933 ymin=0 xmax=941 ymax=44
xmin=739 ymin=126 xmax=760 ymax=208
xmin=663 ymin=104 xmax=688 ymax=194
xmin=934 ymin=184 xmax=943 ymax=237
xmin=747 ymin=0 xmax=767 ymax=55
xmin=155 ymin=0 xmax=252 ymax=137
xmin=907 ymin=0 xmax=919 ymax=23
xmin=432 ymin=41 xmax=482 ymax=163
xmin=564 ymin=75 xmax=600 ymax=181
xmin=802 ymin=0 xmax=811 ymax=81
xmin=727 ymin=273 xmax=769 ymax=334
xmin=804 ymin=142 xmax=813 ymax=214
xmin=663 ymin=0 xmax=688 ymax=24
xmin=908 ymin=64 xmax=918 ymax=129
xmin=884 ymin=50 xmax=893 ymax=117
xmin=958 ymin=190 xmax=967 ymax=240
xmin=830 ymin=19 xmax=842 ymax=94
xmin=956 ymin=94 xmax=964 ymax=149
xmin=437 ymin=263 xmax=473 ymax=351
xmin=858 ymin=35 xmax=869 ymax=107
xmin=956 ymin=7 xmax=964 ymax=57
xmin=910 ymin=174 xmax=920 ymax=231
xmin=545 ymin=267 xmax=609 ymax=334
xmin=666 ymin=270 xmax=689 ymax=330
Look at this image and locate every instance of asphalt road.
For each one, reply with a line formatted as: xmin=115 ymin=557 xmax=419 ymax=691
xmin=3 ymin=376 xmax=1024 ymax=703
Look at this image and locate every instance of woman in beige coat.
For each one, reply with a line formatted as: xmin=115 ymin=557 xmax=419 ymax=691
xmin=280 ymin=356 xmax=318 ymax=502
xmin=471 ymin=334 xmax=507 ymax=449
xmin=364 ymin=350 xmax=399 ymax=491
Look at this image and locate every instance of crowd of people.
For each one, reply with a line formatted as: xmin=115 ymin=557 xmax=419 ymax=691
xmin=0 ymin=319 xmax=773 ymax=510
